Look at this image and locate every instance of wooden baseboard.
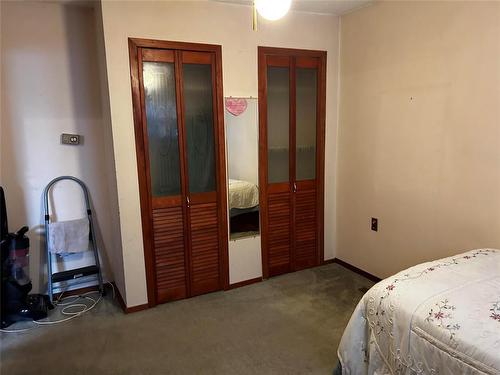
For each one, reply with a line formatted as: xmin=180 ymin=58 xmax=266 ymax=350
xmin=321 ymin=258 xmax=336 ymax=265
xmin=125 ymin=303 xmax=149 ymax=313
xmin=229 ymin=277 xmax=262 ymax=290
xmin=332 ymin=258 xmax=381 ymax=282
xmin=111 ymin=282 xmax=149 ymax=314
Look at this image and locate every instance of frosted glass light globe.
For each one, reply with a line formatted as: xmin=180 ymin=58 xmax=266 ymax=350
xmin=255 ymin=0 xmax=292 ymax=21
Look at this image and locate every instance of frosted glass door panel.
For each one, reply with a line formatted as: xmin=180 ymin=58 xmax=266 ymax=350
xmin=267 ymin=66 xmax=289 ymax=184
xmin=183 ymin=63 xmax=216 ymax=193
xmin=296 ymin=67 xmax=317 ymax=181
xmin=143 ymin=62 xmax=181 ymax=197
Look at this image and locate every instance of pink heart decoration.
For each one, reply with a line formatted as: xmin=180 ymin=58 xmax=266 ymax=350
xmin=225 ymin=98 xmax=248 ymax=116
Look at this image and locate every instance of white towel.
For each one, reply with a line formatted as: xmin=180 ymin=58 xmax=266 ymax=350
xmin=48 ymin=218 xmax=89 ymax=254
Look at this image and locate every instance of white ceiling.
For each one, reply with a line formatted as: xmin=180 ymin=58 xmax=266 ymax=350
xmin=213 ymin=0 xmax=373 ymax=16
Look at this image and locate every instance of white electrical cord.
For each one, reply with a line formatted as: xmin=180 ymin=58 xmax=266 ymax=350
xmin=0 ymin=282 xmax=115 ymax=333
xmin=0 ymin=326 xmax=36 ymax=333
xmin=34 ymin=291 xmax=101 ymax=326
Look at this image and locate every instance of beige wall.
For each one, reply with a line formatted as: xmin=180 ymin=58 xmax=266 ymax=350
xmin=94 ymin=4 xmax=126 ymax=299
xmin=1 ymin=1 xmax=121 ymax=293
xmin=100 ymin=0 xmax=340 ymax=307
xmin=337 ymin=1 xmax=500 ymax=278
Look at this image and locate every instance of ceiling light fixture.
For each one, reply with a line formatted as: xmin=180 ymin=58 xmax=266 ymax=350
xmin=254 ymin=0 xmax=291 ymax=25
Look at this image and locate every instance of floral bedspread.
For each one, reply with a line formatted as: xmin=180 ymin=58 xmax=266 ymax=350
xmin=338 ymin=249 xmax=500 ymax=375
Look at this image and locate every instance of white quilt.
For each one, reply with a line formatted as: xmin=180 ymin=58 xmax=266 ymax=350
xmin=338 ymin=249 xmax=500 ymax=375
xmin=228 ymin=179 xmax=259 ymax=209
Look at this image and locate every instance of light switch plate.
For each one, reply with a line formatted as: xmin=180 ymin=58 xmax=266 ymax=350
xmin=61 ymin=133 xmax=82 ymax=145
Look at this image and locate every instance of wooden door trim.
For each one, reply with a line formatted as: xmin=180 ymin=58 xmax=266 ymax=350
xmin=258 ymin=46 xmax=326 ymax=279
xmin=316 ymin=50 xmax=327 ymax=266
xmin=266 ymin=55 xmax=289 ymax=67
xmin=295 ymin=180 xmax=316 ymax=191
xmin=175 ymin=49 xmax=193 ymax=299
xmin=128 ymin=38 xmax=229 ymax=308
xmin=181 ymin=50 xmax=213 ymax=64
xmin=259 ymin=46 xmax=325 ymax=58
xmin=258 ymin=48 xmax=269 ymax=279
xmin=289 ymin=56 xmax=297 ymax=272
xmin=267 ymin=183 xmax=289 ymax=194
xmin=296 ymin=56 xmax=319 ymax=69
xmin=151 ymin=196 xmax=183 ymax=209
xmin=189 ymin=191 xmax=217 ymax=204
xmin=214 ymin=44 xmax=230 ymax=291
xmin=142 ymin=48 xmax=175 ymax=62
xmin=130 ymin=38 xmax=222 ymax=53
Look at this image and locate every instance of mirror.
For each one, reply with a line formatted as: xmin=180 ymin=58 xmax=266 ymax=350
xmin=225 ymin=97 xmax=260 ymax=240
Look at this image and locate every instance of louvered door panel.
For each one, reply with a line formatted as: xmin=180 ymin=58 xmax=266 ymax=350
xmin=294 ymin=188 xmax=317 ymax=270
xmin=189 ymin=202 xmax=221 ymax=296
xmin=259 ymin=48 xmax=325 ymax=279
xmin=152 ymin=206 xmax=187 ymax=303
xmin=267 ymin=192 xmax=292 ymax=276
xmin=132 ymin=42 xmax=227 ymax=307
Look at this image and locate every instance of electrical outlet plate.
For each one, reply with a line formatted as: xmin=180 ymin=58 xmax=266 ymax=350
xmin=61 ymin=133 xmax=82 ymax=145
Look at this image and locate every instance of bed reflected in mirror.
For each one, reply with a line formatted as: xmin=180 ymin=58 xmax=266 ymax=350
xmin=225 ymin=97 xmax=259 ymax=240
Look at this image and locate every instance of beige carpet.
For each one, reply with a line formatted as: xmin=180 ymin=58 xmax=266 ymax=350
xmin=0 ymin=263 xmax=373 ymax=375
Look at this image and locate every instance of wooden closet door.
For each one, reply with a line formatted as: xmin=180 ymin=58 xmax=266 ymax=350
xmin=294 ymin=57 xmax=321 ymax=271
xmin=259 ymin=47 xmax=326 ymax=278
xmin=179 ymin=51 xmax=223 ymax=296
xmin=130 ymin=39 xmax=229 ymax=307
xmin=260 ymin=55 xmax=293 ymax=277
xmin=138 ymin=48 xmax=188 ymax=303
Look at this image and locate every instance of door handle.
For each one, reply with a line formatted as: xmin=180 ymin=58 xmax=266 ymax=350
xmin=186 ymin=196 xmax=190 ymax=208
xmin=293 ymin=182 xmax=297 ymax=193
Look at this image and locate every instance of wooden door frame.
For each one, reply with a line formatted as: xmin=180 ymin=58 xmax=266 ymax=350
xmin=128 ymin=38 xmax=229 ymax=307
xmin=258 ymin=46 xmax=326 ymax=279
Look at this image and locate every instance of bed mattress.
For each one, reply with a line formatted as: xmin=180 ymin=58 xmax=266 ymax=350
xmin=338 ymin=248 xmax=500 ymax=375
xmin=228 ymin=179 xmax=259 ymax=210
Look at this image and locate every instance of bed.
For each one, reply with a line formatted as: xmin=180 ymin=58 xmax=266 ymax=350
xmin=228 ymin=179 xmax=259 ymax=235
xmin=228 ymin=179 xmax=259 ymax=212
xmin=338 ymin=248 xmax=500 ymax=375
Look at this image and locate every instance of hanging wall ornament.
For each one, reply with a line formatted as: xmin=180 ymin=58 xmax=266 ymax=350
xmin=225 ymin=98 xmax=248 ymax=116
